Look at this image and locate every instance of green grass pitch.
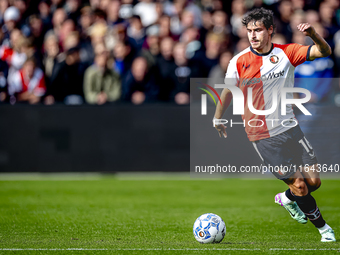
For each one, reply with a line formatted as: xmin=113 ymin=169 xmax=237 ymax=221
xmin=0 ymin=175 xmax=339 ymax=254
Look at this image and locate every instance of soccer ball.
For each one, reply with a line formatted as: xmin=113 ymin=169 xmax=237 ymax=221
xmin=193 ymin=213 xmax=226 ymax=244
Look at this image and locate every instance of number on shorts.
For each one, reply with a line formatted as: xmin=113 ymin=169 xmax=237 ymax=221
xmin=298 ymin=137 xmax=314 ymax=157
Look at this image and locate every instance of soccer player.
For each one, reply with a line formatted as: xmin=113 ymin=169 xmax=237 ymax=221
xmin=213 ymin=8 xmax=335 ymax=242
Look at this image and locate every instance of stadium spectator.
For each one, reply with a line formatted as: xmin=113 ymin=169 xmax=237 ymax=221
xmin=235 ymin=37 xmax=250 ymax=54
xmin=141 ymin=26 xmax=160 ymax=70
xmin=0 ymin=60 xmax=8 ymax=101
xmin=78 ymin=6 xmax=95 ymax=65
xmin=99 ymin=0 xmax=110 ymax=12
xmin=21 ymin=36 xmax=44 ymax=70
xmin=319 ymin=1 xmax=339 ymax=49
xmin=49 ymin=46 xmax=87 ymax=104
xmin=89 ymin=21 xmax=107 ymax=46
xmin=133 ymin=0 xmax=158 ymax=27
xmin=291 ymin=0 xmax=305 ymax=11
xmin=193 ymin=32 xmax=223 ymax=78
xmin=28 ymin=15 xmax=46 ymax=51
xmin=211 ymin=10 xmax=229 ymax=36
xmin=305 ymin=10 xmax=320 ymax=25
xmin=79 ymin=6 xmax=94 ymax=38
xmin=13 ymin=0 xmax=30 ymax=36
xmin=122 ymin=56 xmax=159 ymax=104
xmin=326 ymin=0 xmax=340 ymax=27
xmin=89 ymin=0 xmax=100 ymax=10
xmin=106 ymin=0 xmax=125 ymax=28
xmin=2 ymin=6 xmax=20 ymax=46
xmin=179 ymin=10 xmax=196 ymax=34
xmin=93 ymin=8 xmax=106 ymax=24
xmin=38 ymin=0 xmax=52 ymax=30
xmin=0 ymin=30 xmax=27 ymax=93
xmin=113 ymin=40 xmax=135 ymax=77
xmin=272 ymin=33 xmax=287 ymax=44
xmin=59 ymin=19 xmax=76 ymax=50
xmin=164 ymin=0 xmax=201 ymax=29
xmin=208 ymin=50 xmax=233 ymax=88
xmin=105 ymin=23 xmax=127 ymax=51
xmin=65 ymin=0 xmax=81 ymax=22
xmin=42 ymin=33 xmax=63 ymax=105
xmin=48 ymin=8 xmax=67 ymax=45
xmin=0 ymin=0 xmax=338 ymax=106
xmin=158 ymin=14 xmax=178 ymax=41
xmin=83 ymin=44 xmax=121 ymax=105
xmin=84 ymin=21 xmax=108 ymax=65
xmin=157 ymin=36 xmax=175 ymax=101
xmin=290 ymin=11 xmax=306 ymax=35
xmin=119 ymin=0 xmax=134 ymax=20
xmin=168 ymin=42 xmax=196 ymax=104
xmin=62 ymin=31 xmax=79 ymax=55
xmin=199 ymin=10 xmax=213 ymax=46
xmin=0 ymin=0 xmax=9 ymax=25
xmin=276 ymin=0 xmax=293 ymax=43
xmin=8 ymin=56 xmax=46 ymax=104
xmin=201 ymin=0 xmax=223 ymax=11
xmin=181 ymin=26 xmax=201 ymax=59
xmin=127 ymin=15 xmax=145 ymax=53
xmin=50 ymin=0 xmax=64 ymax=13
xmin=230 ymin=0 xmax=246 ymax=38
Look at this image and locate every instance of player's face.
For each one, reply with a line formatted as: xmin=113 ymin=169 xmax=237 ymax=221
xmin=246 ymin=21 xmax=272 ymax=52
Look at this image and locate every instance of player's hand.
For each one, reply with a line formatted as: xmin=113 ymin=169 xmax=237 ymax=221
xmin=215 ymin=123 xmax=227 ymax=138
xmin=297 ymin=23 xmax=316 ymax=37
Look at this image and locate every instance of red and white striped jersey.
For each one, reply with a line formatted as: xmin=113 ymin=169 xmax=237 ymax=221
xmin=225 ymin=43 xmax=312 ymax=141
xmin=8 ymin=68 xmax=46 ymax=97
xmin=0 ymin=46 xmax=26 ymax=70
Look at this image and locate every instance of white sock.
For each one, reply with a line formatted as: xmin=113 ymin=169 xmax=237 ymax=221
xmin=281 ymin=192 xmax=293 ymax=204
xmin=318 ymin=223 xmax=331 ymax=234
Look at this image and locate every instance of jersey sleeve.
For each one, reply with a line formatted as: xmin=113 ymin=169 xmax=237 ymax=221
xmin=281 ymin=43 xmax=312 ymax=67
xmin=224 ymin=57 xmax=239 ymax=87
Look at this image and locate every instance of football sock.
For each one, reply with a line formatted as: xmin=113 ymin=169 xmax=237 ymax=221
xmin=294 ymin=193 xmax=326 ymax=228
xmin=281 ymin=190 xmax=294 ymax=204
xmin=284 ymin=189 xmax=295 ymax=202
xmin=317 ymin=223 xmax=331 ymax=234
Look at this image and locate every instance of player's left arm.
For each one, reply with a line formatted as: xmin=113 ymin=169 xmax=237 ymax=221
xmin=297 ymin=23 xmax=332 ymax=61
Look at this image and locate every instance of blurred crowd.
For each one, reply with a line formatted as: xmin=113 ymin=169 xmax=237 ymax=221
xmin=0 ymin=0 xmax=339 ymax=105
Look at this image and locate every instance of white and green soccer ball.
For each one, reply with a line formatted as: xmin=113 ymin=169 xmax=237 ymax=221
xmin=193 ymin=213 xmax=226 ymax=244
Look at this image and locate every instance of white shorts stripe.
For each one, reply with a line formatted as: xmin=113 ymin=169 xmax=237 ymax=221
xmin=252 ymin=142 xmax=264 ymax=161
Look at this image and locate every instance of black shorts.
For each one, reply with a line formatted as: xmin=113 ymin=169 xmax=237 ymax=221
xmin=252 ymin=125 xmax=318 ymax=180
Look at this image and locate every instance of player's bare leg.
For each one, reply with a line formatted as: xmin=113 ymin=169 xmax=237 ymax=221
xmin=301 ymin=164 xmax=321 ymax=192
xmin=277 ymin=165 xmax=336 ymax=242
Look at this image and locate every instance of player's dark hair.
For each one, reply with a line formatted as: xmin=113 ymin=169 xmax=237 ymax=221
xmin=242 ymin=8 xmax=276 ymax=37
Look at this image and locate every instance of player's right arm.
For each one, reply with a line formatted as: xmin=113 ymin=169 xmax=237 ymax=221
xmin=213 ymin=57 xmax=238 ymax=138
xmin=214 ymin=88 xmax=233 ymax=138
